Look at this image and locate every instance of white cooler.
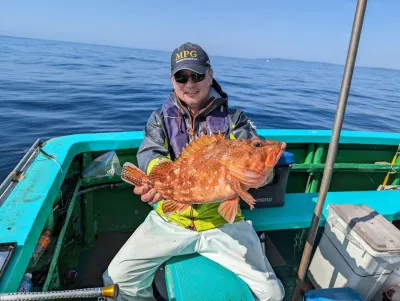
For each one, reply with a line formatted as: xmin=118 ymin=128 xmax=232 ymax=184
xmin=308 ymin=204 xmax=400 ymax=301
xmin=372 ymin=266 xmax=400 ymax=301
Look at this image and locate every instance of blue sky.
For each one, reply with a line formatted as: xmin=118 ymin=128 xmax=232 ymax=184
xmin=1 ymin=1 xmax=399 ymax=69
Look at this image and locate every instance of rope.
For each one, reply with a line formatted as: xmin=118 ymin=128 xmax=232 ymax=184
xmin=0 ymin=149 xmax=29 ymax=153
xmin=381 ymin=144 xmax=400 ymax=189
xmin=0 ymin=145 xmax=64 ymax=177
xmin=384 ymin=283 xmax=400 ymax=300
xmin=39 ymin=148 xmax=64 ymax=174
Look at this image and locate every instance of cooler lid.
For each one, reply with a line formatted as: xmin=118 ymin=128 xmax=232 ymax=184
xmin=277 ymin=151 xmax=295 ymax=165
xmin=329 ymin=204 xmax=400 ymax=253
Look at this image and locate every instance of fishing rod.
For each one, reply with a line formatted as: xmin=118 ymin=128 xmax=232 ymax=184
xmin=290 ymin=0 xmax=368 ymax=300
xmin=0 ymin=139 xmax=42 ymax=207
xmin=0 ymin=284 xmax=118 ymax=300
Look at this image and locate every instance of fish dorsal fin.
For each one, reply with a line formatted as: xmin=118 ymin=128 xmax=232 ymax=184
xmin=148 ymin=159 xmax=174 ymax=182
xmin=175 ymin=132 xmax=225 ymax=164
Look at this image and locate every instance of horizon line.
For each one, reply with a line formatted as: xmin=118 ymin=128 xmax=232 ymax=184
xmin=1 ymin=34 xmax=399 ymax=72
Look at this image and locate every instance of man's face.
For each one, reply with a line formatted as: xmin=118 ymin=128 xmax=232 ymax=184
xmin=171 ymin=69 xmax=213 ymax=113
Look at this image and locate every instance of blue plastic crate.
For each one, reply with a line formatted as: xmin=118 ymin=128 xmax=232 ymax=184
xmin=277 ymin=151 xmax=295 ymax=166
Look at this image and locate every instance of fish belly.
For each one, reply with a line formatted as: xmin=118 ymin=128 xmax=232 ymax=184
xmin=168 ymin=167 xmax=236 ymax=204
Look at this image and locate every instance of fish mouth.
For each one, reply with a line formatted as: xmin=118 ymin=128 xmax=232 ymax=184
xmin=265 ymin=141 xmax=286 ymax=168
xmin=276 ymin=141 xmax=286 ymax=158
xmin=276 ymin=142 xmax=287 ymax=162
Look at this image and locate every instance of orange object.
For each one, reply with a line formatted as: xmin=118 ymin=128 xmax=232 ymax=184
xmin=38 ymin=231 xmax=51 ymax=249
xmin=121 ymin=133 xmax=286 ymax=224
xmin=28 ymin=230 xmax=52 ymax=268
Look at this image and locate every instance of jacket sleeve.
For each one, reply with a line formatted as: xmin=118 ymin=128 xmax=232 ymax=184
xmin=228 ymin=108 xmax=258 ymax=139
xmin=136 ymin=109 xmax=171 ymax=174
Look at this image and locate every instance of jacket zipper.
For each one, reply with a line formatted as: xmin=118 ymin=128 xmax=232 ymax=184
xmin=175 ymin=102 xmax=196 ymax=230
xmin=175 ymin=96 xmax=216 ymax=231
xmin=176 ymin=96 xmax=216 ymax=139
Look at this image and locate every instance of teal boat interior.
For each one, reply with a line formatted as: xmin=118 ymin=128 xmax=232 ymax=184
xmin=1 ymin=129 xmax=400 ymax=300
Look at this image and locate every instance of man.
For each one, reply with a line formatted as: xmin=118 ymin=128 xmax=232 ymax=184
xmin=103 ymin=42 xmax=284 ymax=301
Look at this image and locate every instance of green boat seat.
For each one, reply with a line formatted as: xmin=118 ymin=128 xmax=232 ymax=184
xmin=242 ymin=190 xmax=400 ymax=232
xmin=164 ymin=253 xmax=255 ymax=301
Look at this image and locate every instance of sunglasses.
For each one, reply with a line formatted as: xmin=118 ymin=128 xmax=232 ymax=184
xmin=173 ymin=71 xmax=206 ymax=84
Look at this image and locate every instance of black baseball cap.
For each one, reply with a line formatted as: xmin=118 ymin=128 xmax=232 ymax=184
xmin=171 ymin=42 xmax=211 ymax=75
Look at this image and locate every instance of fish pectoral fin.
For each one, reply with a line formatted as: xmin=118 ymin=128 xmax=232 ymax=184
xmin=221 ymin=162 xmax=261 ymax=184
xmin=230 ymin=179 xmax=256 ymax=210
xmin=218 ymin=197 xmax=239 ymax=224
xmin=162 ymin=200 xmax=189 ymax=215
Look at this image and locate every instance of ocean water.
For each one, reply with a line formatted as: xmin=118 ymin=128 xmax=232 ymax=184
xmin=1 ymin=35 xmax=400 ymax=182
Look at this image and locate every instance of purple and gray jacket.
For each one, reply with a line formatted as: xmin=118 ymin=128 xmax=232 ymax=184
xmin=137 ymin=80 xmax=258 ymax=173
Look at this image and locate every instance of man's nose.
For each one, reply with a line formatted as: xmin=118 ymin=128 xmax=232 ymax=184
xmin=185 ymin=76 xmax=196 ymax=87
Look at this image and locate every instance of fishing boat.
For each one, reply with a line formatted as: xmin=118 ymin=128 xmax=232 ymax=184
xmin=1 ymin=128 xmax=399 ymax=301
xmin=1 ymin=0 xmax=400 ymax=300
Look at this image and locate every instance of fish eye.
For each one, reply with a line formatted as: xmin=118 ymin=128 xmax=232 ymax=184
xmin=252 ymin=141 xmax=262 ymax=147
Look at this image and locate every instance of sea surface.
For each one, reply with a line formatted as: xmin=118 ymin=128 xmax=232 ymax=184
xmin=1 ymin=35 xmax=400 ymax=182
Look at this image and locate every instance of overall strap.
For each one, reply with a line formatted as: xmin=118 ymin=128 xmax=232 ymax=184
xmin=162 ymin=98 xmax=229 ymax=160
xmin=206 ymin=105 xmax=229 ymax=136
xmin=162 ymin=98 xmax=188 ymax=161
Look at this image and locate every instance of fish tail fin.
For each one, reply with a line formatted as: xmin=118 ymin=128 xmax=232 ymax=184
xmin=121 ymin=162 xmax=151 ymax=187
xmin=218 ymin=197 xmax=239 ymax=224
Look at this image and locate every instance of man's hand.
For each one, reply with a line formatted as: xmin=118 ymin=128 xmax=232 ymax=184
xmin=133 ymin=185 xmax=163 ymax=206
